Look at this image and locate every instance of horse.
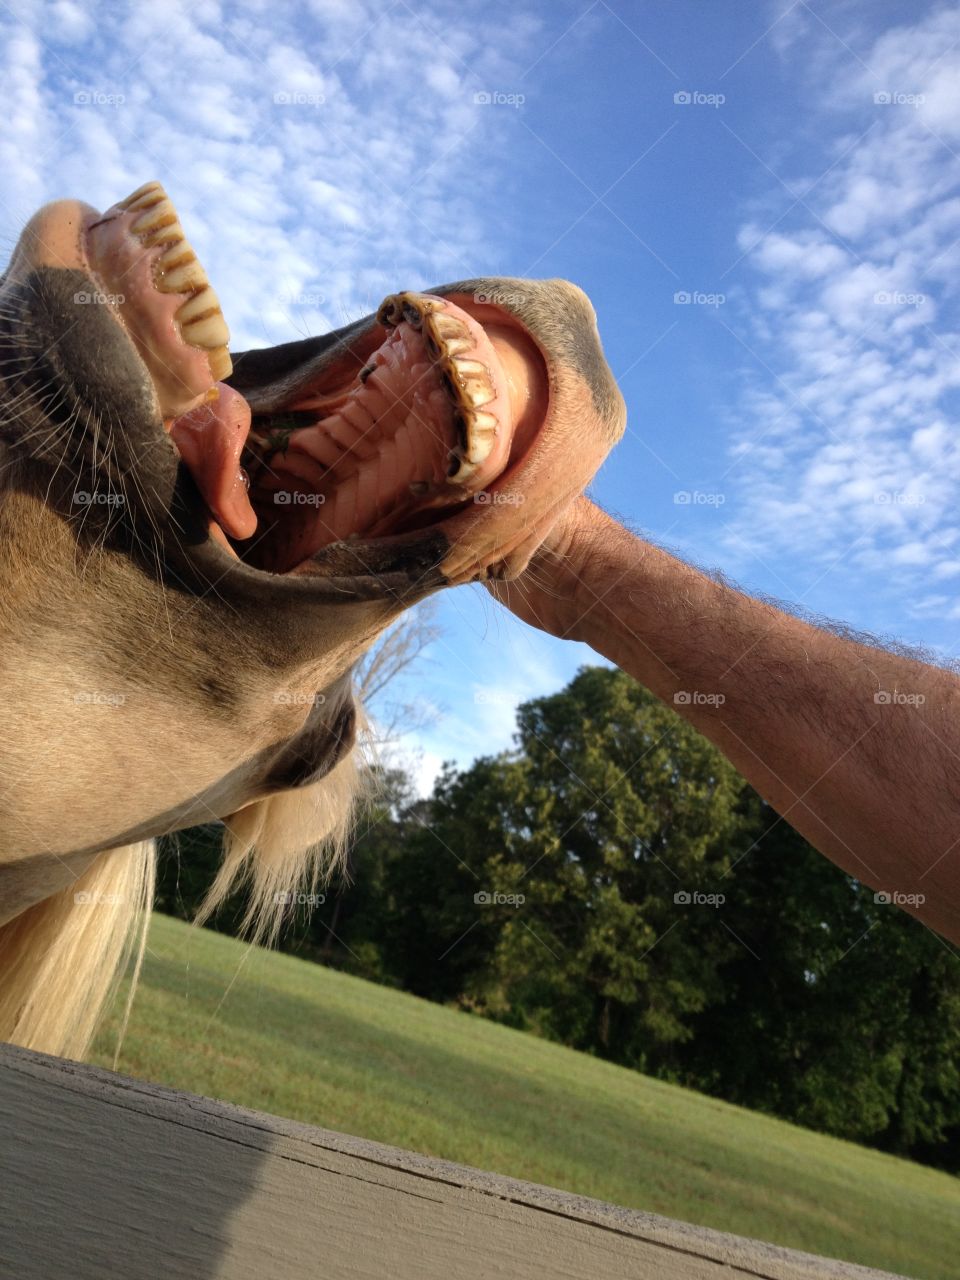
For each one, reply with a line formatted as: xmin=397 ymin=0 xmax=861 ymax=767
xmin=0 ymin=181 xmax=624 ymax=1061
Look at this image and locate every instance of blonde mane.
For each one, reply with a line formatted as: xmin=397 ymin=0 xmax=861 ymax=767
xmin=0 ymin=750 xmax=363 ymax=1062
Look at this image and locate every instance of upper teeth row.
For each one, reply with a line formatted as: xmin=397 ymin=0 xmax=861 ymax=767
xmin=376 ymin=292 xmax=498 ymax=486
xmin=119 ymin=182 xmax=231 ymax=383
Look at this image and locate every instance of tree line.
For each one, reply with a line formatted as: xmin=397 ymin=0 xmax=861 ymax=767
xmin=157 ymin=665 xmax=960 ymax=1172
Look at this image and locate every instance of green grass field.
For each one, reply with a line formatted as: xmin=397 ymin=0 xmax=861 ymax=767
xmin=93 ymin=912 xmax=959 ymax=1280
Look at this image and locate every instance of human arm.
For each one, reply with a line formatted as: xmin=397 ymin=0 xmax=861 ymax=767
xmin=490 ymin=498 xmax=960 ymax=943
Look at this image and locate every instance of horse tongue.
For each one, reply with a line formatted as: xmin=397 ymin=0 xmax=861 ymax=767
xmin=169 ymin=383 xmax=258 ymax=540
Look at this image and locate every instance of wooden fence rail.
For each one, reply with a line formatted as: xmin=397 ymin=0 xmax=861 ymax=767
xmin=0 ymin=1043 xmax=910 ymax=1279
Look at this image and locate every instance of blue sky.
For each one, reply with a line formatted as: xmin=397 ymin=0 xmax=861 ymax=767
xmin=3 ymin=0 xmax=960 ymax=789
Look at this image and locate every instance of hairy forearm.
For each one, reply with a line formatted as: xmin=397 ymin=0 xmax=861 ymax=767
xmin=507 ymin=501 xmax=960 ymax=942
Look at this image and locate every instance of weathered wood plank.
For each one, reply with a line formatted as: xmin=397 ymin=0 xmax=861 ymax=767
xmin=0 ymin=1043 xmax=908 ymax=1280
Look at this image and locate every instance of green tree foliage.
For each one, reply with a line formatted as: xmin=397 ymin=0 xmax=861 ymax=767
xmin=154 ymin=823 xmax=226 ymax=924
xmin=678 ymin=796 xmax=960 ymax=1163
xmin=396 ymin=668 xmax=748 ymax=1062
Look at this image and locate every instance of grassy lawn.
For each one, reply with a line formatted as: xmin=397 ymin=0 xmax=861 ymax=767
xmin=93 ymin=912 xmax=959 ymax=1280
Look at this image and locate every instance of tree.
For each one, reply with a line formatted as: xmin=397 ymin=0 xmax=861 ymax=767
xmin=677 ymin=793 xmax=960 ymax=1166
xmin=377 ymin=668 xmax=747 ymax=1063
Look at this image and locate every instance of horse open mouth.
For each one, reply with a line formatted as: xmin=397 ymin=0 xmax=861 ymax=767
xmin=81 ymin=182 xmax=550 ymax=582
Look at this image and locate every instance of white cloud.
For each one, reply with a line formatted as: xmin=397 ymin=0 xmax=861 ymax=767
xmin=723 ymin=6 xmax=960 ymax=620
xmin=48 ymin=0 xmax=92 ymax=43
xmin=390 ymin=745 xmax=447 ymax=800
xmin=0 ymin=0 xmax=542 ymax=349
xmin=744 ymin=229 xmax=848 ymax=280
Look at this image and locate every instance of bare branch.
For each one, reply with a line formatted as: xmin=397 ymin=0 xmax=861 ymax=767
xmin=355 ymin=602 xmax=442 ymax=742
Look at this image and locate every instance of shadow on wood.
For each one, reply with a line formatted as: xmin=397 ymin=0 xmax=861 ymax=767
xmin=0 ymin=1042 xmax=910 ymax=1280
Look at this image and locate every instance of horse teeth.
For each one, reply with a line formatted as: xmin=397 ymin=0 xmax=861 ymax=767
xmin=377 ymin=290 xmax=444 ymax=331
xmin=377 ymin=292 xmax=413 ymax=328
xmin=433 ymin=313 xmax=469 ymax=339
xmin=451 ymin=410 xmax=469 ymax=449
xmin=131 ymin=198 xmax=180 ymax=236
xmin=118 ymin=181 xmax=165 ymax=211
xmin=140 ymin=218 xmax=185 ymax=250
xmin=155 ymin=244 xmax=209 ymax=295
xmin=444 ymin=357 xmax=494 ymax=409
xmin=425 ymin=314 xmax=470 ymax=356
xmin=463 ymin=432 xmax=495 ymax=466
xmin=460 ymin=379 xmax=495 ymax=409
xmin=208 ymin=347 xmax=232 ymax=380
xmin=446 ymin=451 xmax=480 ymax=485
xmin=457 ymin=401 xmax=500 ymax=467
xmin=176 ymin=285 xmax=222 ymax=325
xmin=175 ymin=286 xmax=230 ymax=353
xmin=181 ymin=314 xmax=230 ymax=350
xmin=447 ymin=408 xmax=497 ymax=477
xmin=372 ymin=290 xmax=501 ymax=489
xmin=92 ymin=180 xmax=235 ymax=392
